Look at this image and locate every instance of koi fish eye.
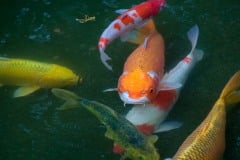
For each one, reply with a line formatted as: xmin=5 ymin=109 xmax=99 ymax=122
xmin=149 ymin=88 xmax=154 ymax=94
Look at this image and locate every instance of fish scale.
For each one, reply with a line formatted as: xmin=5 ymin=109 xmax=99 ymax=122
xmin=172 ymin=71 xmax=240 ymax=160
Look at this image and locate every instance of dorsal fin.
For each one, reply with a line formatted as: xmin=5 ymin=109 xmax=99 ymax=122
xmin=143 ymin=35 xmax=150 ymax=49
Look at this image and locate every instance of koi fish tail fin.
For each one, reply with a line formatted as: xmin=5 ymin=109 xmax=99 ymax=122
xmin=99 ymin=49 xmax=113 ymax=70
xmin=121 ymin=19 xmax=156 ymax=45
xmin=51 ymin=88 xmax=81 ymax=110
xmin=191 ymin=49 xmax=204 ymax=62
xmin=219 ymin=71 xmax=240 ymax=106
xmin=187 ymin=24 xmax=199 ymax=56
xmin=186 ymin=24 xmax=204 ymax=63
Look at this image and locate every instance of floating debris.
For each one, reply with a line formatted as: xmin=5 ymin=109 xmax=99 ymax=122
xmin=76 ymin=15 xmax=96 ymax=23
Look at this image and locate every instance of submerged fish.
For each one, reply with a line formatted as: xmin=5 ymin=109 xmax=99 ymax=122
xmin=0 ymin=57 xmax=80 ymax=97
xmin=103 ymin=19 xmax=167 ymax=105
xmin=125 ymin=25 xmax=203 ymax=135
xmin=166 ymin=71 xmax=240 ymax=160
xmin=98 ymin=0 xmax=166 ymax=70
xmin=113 ymin=25 xmax=204 ymax=154
xmin=51 ymin=88 xmax=160 ymax=160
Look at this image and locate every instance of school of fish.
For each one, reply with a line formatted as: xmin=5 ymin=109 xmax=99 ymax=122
xmin=1 ymin=0 xmax=239 ymax=160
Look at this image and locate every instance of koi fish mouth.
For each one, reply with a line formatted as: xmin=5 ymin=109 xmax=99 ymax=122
xmin=119 ymin=92 xmax=149 ymax=104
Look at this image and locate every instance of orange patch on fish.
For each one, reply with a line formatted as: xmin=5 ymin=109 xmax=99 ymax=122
xmin=118 ymin=69 xmax=157 ymax=99
xmin=121 ymin=15 xmax=135 ymax=25
xmin=113 ymin=22 xmax=121 ymax=31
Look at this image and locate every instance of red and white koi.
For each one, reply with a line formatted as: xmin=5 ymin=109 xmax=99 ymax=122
xmin=126 ymin=25 xmax=203 ymax=135
xmin=98 ymin=0 xmax=166 ymax=70
xmin=113 ymin=25 xmax=204 ymax=153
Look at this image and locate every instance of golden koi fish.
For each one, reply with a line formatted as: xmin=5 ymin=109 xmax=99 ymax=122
xmin=0 ymin=57 xmax=80 ymax=97
xmin=168 ymin=71 xmax=240 ymax=160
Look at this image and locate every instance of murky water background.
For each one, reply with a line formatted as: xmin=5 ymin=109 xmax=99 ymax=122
xmin=0 ymin=0 xmax=239 ymax=159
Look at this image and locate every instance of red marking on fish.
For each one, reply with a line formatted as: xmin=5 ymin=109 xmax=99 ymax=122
xmin=136 ymin=124 xmax=155 ymax=135
xmin=183 ymin=57 xmax=192 ymax=63
xmin=120 ymin=15 xmax=135 ymax=26
xmin=151 ymin=89 xmax=177 ymax=110
xmin=113 ymin=23 xmax=121 ymax=31
xmin=98 ymin=38 xmax=109 ymax=48
xmin=113 ymin=143 xmax=125 ymax=154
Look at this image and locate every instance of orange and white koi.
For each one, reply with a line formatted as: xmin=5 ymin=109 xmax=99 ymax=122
xmin=98 ymin=0 xmax=166 ymax=70
xmin=0 ymin=57 xmax=80 ymax=97
xmin=113 ymin=25 xmax=204 ymax=154
xmin=166 ymin=71 xmax=240 ymax=160
xmin=115 ymin=19 xmax=167 ymax=105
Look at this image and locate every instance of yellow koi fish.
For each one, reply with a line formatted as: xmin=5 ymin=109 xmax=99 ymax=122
xmin=167 ymin=71 xmax=240 ymax=160
xmin=0 ymin=57 xmax=80 ymax=97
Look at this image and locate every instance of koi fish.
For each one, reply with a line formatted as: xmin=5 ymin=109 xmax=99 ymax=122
xmin=166 ymin=70 xmax=240 ymax=160
xmin=113 ymin=25 xmax=204 ymax=154
xmin=126 ymin=25 xmax=203 ymax=135
xmin=0 ymin=57 xmax=80 ymax=97
xmin=116 ymin=23 xmax=199 ymax=105
xmin=51 ymin=88 xmax=160 ymax=160
xmin=102 ymin=18 xmax=167 ymax=105
xmin=98 ymin=0 xmax=166 ymax=70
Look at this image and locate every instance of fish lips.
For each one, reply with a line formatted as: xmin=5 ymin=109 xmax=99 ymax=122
xmin=119 ymin=91 xmax=149 ymax=104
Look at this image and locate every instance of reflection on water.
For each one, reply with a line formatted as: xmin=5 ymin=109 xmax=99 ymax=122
xmin=0 ymin=0 xmax=239 ymax=159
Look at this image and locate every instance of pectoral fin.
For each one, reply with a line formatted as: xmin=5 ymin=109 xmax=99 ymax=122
xmin=158 ymin=82 xmax=182 ymax=91
xmin=120 ymin=19 xmax=156 ymax=45
xmin=102 ymin=88 xmax=118 ymax=92
xmin=147 ymin=135 xmax=158 ymax=143
xmin=0 ymin=57 xmax=9 ymax=60
xmin=51 ymin=88 xmax=81 ymax=110
xmin=115 ymin=9 xmax=128 ymax=14
xmin=154 ymin=121 xmax=182 ymax=133
xmin=13 ymin=86 xmax=40 ymax=98
xmin=104 ymin=129 xmax=114 ymax=140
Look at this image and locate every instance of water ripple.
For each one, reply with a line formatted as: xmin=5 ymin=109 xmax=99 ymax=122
xmin=28 ymin=24 xmax=51 ymax=42
xmin=102 ymin=0 xmax=119 ymax=8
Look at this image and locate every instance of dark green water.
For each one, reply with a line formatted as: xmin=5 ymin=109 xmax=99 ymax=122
xmin=0 ymin=0 xmax=239 ymax=159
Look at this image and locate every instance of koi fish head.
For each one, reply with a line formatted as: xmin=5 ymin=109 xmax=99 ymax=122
xmin=41 ymin=65 xmax=80 ymax=87
xmin=148 ymin=0 xmax=166 ymax=16
xmin=118 ymin=69 xmax=159 ymax=104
